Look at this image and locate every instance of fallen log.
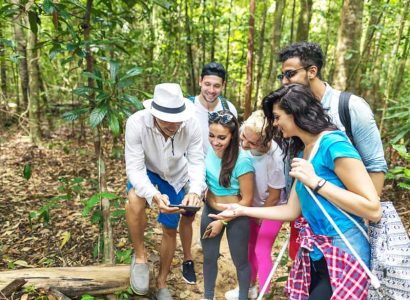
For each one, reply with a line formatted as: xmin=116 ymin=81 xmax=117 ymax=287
xmin=0 ymin=265 xmax=130 ymax=297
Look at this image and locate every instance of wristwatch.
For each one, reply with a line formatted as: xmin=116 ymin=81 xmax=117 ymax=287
xmin=313 ymin=178 xmax=327 ymax=193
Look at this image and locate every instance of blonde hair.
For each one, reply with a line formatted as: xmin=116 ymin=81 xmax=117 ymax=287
xmin=242 ymin=110 xmax=267 ymax=139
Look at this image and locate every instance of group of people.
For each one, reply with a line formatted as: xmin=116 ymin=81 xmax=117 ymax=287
xmin=124 ymin=41 xmax=387 ymax=300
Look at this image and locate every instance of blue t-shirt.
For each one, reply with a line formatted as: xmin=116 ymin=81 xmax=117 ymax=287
xmin=295 ymin=131 xmax=365 ymax=260
xmin=206 ymin=147 xmax=254 ymax=196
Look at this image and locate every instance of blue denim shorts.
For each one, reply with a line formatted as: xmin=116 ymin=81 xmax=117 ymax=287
xmin=127 ymin=170 xmax=194 ymax=229
xmin=331 ymin=224 xmax=370 ymax=268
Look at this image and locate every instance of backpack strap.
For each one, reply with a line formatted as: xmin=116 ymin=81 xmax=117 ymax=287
xmin=338 ymin=92 xmax=354 ymax=145
xmin=188 ymin=95 xmax=195 ymax=103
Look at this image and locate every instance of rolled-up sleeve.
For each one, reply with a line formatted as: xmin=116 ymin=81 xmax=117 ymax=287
xmin=125 ymin=115 xmax=158 ymax=205
xmin=186 ymin=118 xmax=206 ymax=196
xmin=349 ymin=97 xmax=388 ymax=173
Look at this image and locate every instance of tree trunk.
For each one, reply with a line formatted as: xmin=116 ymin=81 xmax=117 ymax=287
xmin=83 ymin=0 xmax=114 ymax=264
xmin=0 ymin=265 xmax=130 ymax=297
xmin=184 ymin=0 xmax=196 ymax=95
xmin=266 ymin=0 xmax=286 ymax=94
xmin=12 ymin=0 xmax=29 ymax=113
xmin=224 ymin=0 xmax=233 ymax=95
xmin=295 ymin=0 xmax=313 ymax=42
xmin=210 ymin=0 xmax=217 ymax=62
xmin=393 ymin=24 xmax=409 ymax=99
xmin=290 ymin=0 xmax=297 ymax=43
xmin=379 ymin=0 xmax=409 ymax=133
xmin=354 ymin=0 xmax=386 ymax=93
xmin=332 ymin=0 xmax=364 ymax=91
xmin=201 ymin=0 xmax=207 ymax=67
xmin=27 ymin=30 xmax=42 ymax=143
xmin=0 ymin=27 xmax=7 ymax=102
xmin=243 ymin=0 xmax=255 ymax=119
xmin=253 ymin=0 xmax=268 ymax=110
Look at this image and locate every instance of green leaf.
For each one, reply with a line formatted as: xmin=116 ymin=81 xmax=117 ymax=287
xmin=91 ymin=210 xmax=103 ymax=224
xmin=43 ymin=0 xmax=55 ymax=14
xmin=73 ymin=86 xmax=95 ymax=96
xmin=121 ymin=95 xmax=144 ymax=110
xmin=275 ymin=275 xmax=288 ymax=282
xmin=82 ymin=194 xmax=101 ymax=217
xmin=81 ymin=295 xmax=95 ymax=300
xmin=81 ymin=71 xmax=102 ymax=81
xmin=28 ymin=11 xmax=38 ymax=35
xmin=62 ymin=108 xmax=89 ymax=122
xmin=119 ymin=67 xmax=143 ymax=81
xmin=109 ymin=60 xmax=120 ymax=81
xmin=152 ymin=0 xmax=173 ymax=9
xmin=108 ymin=114 xmax=120 ymax=136
xmin=89 ymin=106 xmax=108 ymax=128
xmin=398 ymin=182 xmax=410 ymax=190
xmin=392 ymin=144 xmax=409 ymax=161
xmin=23 ymin=163 xmax=32 ymax=180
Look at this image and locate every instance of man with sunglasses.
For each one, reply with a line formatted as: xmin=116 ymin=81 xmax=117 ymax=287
xmin=276 ymin=42 xmax=387 ymax=260
xmin=125 ymin=83 xmax=205 ymax=300
xmin=189 ymin=62 xmax=238 ymax=154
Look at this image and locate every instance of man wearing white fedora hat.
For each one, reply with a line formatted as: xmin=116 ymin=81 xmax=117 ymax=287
xmin=125 ymin=83 xmax=205 ymax=300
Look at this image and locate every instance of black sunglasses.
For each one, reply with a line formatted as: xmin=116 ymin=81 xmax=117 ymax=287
xmin=277 ymin=65 xmax=312 ymax=81
xmin=208 ymin=111 xmax=234 ymax=124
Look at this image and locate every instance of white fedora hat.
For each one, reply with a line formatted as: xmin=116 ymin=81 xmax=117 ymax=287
xmin=143 ymin=83 xmax=193 ymax=122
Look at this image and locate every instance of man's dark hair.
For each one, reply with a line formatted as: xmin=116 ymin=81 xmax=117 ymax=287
xmin=201 ymin=62 xmax=226 ymax=82
xmin=278 ymin=42 xmax=325 ymax=79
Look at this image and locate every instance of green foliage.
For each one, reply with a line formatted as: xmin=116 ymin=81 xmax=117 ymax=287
xmin=29 ymin=176 xmax=84 ymax=226
xmin=115 ymin=248 xmax=133 ymax=264
xmin=114 ymin=287 xmax=134 ymax=300
xmin=383 ymin=102 xmax=410 ymax=145
xmin=387 ymin=145 xmax=410 ymax=190
xmin=23 ymin=163 xmax=32 ymax=180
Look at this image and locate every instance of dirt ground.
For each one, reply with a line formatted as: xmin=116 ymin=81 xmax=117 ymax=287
xmin=0 ymin=126 xmax=408 ymax=299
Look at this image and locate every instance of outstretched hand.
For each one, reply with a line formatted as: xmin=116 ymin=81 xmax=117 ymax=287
xmin=208 ymin=203 xmax=244 ymax=220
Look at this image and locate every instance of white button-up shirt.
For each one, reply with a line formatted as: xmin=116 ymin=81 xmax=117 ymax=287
xmin=125 ymin=109 xmax=205 ymax=205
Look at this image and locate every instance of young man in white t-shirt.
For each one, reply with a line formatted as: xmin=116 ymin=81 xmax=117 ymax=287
xmin=189 ymin=62 xmax=238 ymax=154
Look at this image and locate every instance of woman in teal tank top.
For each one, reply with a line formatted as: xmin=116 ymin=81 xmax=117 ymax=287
xmin=201 ymin=110 xmax=254 ymax=300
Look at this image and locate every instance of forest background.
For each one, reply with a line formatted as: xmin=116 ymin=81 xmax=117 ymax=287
xmin=0 ymin=0 xmax=409 ymax=299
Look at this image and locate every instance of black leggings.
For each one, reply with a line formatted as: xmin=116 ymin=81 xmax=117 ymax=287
xmin=309 ymin=257 xmax=333 ymax=300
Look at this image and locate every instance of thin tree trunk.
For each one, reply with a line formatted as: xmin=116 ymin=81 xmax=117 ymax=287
xmin=244 ymin=0 xmax=255 ymax=119
xmin=224 ymin=0 xmax=233 ymax=95
xmin=184 ymin=0 xmax=196 ymax=95
xmin=83 ymin=0 xmax=114 ymax=265
xmin=332 ymin=0 xmax=364 ymax=91
xmin=393 ymin=24 xmax=409 ymax=99
xmin=253 ymin=0 xmax=268 ymax=110
xmin=266 ymin=0 xmax=286 ymax=94
xmin=354 ymin=0 xmax=386 ymax=93
xmin=12 ymin=0 xmax=29 ymax=113
xmin=290 ymin=0 xmax=297 ymax=43
xmin=28 ymin=31 xmax=41 ymax=143
xmin=201 ymin=0 xmax=207 ymax=67
xmin=0 ymin=27 xmax=7 ymax=102
xmin=295 ymin=0 xmax=313 ymax=42
xmin=210 ymin=0 xmax=217 ymax=62
xmin=379 ymin=0 xmax=409 ymax=133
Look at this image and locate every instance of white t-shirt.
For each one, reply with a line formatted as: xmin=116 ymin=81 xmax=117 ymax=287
xmin=191 ymin=96 xmax=238 ymax=154
xmin=247 ymin=141 xmax=286 ymax=207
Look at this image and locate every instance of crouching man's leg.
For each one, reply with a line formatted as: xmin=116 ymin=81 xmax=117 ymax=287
xmin=179 ymin=214 xmax=197 ymax=284
xmin=125 ymin=189 xmax=150 ymax=295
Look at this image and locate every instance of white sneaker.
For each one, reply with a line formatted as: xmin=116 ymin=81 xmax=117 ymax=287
xmin=224 ymin=285 xmax=258 ymax=299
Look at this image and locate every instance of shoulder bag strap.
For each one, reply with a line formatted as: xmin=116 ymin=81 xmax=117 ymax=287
xmin=304 ymin=133 xmax=380 ymax=288
xmin=338 ymin=92 xmax=354 ymax=145
xmin=219 ymin=96 xmax=230 ymax=111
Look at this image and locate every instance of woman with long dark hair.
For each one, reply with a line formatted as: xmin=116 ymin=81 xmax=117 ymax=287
xmin=210 ymin=85 xmax=381 ymax=299
xmin=201 ymin=110 xmax=254 ymax=300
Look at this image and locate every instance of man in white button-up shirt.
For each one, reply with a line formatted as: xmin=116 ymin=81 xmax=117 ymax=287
xmin=125 ymin=83 xmax=205 ymax=300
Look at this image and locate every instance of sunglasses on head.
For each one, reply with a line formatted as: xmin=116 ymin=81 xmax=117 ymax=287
xmin=208 ymin=111 xmax=234 ymax=124
xmin=277 ymin=65 xmax=312 ymax=81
